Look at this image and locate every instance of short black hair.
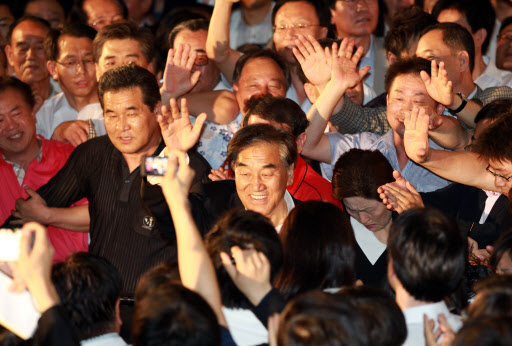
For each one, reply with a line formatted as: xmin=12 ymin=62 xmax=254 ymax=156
xmin=420 ymin=22 xmax=476 ymax=73
xmin=98 ymin=64 xmax=161 ymax=112
xmin=384 ymin=56 xmax=432 ymax=94
xmin=51 ymin=252 xmax=122 ymax=341
xmin=227 ymin=123 xmax=298 ymax=171
xmin=432 ymin=0 xmax=495 ymax=55
xmin=232 ymin=49 xmax=290 ymax=88
xmin=452 ymin=316 xmax=512 ymax=346
xmin=244 ymin=96 xmax=309 ymax=140
xmin=205 ymin=209 xmax=283 ymax=309
xmin=132 ymin=282 xmax=221 ymax=346
xmin=7 ymin=15 xmax=50 ymax=45
xmin=168 ymin=18 xmax=209 ymax=49
xmin=473 ymin=114 xmax=512 ymax=165
xmin=474 ymin=99 xmax=512 ymax=124
xmin=499 ymin=16 xmax=512 ymax=36
xmin=0 ymin=77 xmax=35 ymax=109
xmin=44 ymin=23 xmax=97 ymax=61
xmin=469 ymin=274 xmax=512 ymax=319
xmin=388 ymin=207 xmax=466 ymax=302
xmin=272 ymin=0 xmax=331 ymax=28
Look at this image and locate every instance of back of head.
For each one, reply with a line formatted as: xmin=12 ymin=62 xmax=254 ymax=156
xmin=384 ymin=6 xmax=438 ymax=58
xmin=388 ymin=207 xmax=466 ymax=302
xmin=134 ymin=261 xmax=181 ymax=302
xmin=332 ymin=149 xmax=394 ymax=201
xmin=432 ymin=0 xmax=495 ymax=55
xmin=278 ymin=290 xmax=368 ymax=346
xmin=384 ymin=56 xmax=433 ymax=94
xmin=338 ymin=285 xmax=407 ymax=346
xmin=98 ymin=64 xmax=160 ymax=111
xmin=132 ymin=282 xmax=220 ymax=346
xmin=453 ymin=315 xmax=512 ymax=346
xmin=474 ymin=99 xmax=512 ymax=124
xmin=244 ymin=96 xmax=309 ymax=140
xmin=232 ymin=49 xmax=291 ymax=88
xmin=0 ymin=76 xmax=35 ymax=109
xmin=51 ymin=252 xmax=122 ymax=341
xmin=469 ymin=274 xmax=512 ymax=319
xmin=205 ymin=209 xmax=283 ymax=309
xmin=44 ymin=23 xmax=97 ymax=61
xmin=473 ymin=114 xmax=512 ymax=167
xmin=276 ymin=201 xmax=356 ymax=299
xmin=420 ymin=22 xmax=475 ymax=72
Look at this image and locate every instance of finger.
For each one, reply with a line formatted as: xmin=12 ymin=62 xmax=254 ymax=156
xmin=190 ymin=70 xmax=201 ymax=87
xmin=310 ymin=35 xmax=324 ymax=54
xmin=180 ymin=98 xmax=189 ymax=118
xmin=344 ymin=39 xmax=354 ymax=60
xmin=486 ymin=245 xmax=494 ymax=254
xmin=185 ymin=49 xmax=197 ymax=70
xmin=192 ymin=113 xmax=207 ymax=139
xmin=75 ymin=126 xmax=89 ymax=144
xmin=358 ymin=65 xmax=371 ymax=79
xmin=220 ymin=252 xmax=237 ymax=278
xmin=352 ymin=45 xmax=365 ymax=64
xmin=338 ymin=38 xmax=348 ymax=57
xmin=331 ymin=42 xmax=339 ymax=63
xmin=21 ymin=222 xmax=50 ymax=256
xmin=292 ymin=47 xmax=305 ymax=65
xmin=431 ymin=59 xmax=438 ymax=77
xmin=166 ymin=48 xmax=175 ymax=67
xmin=24 ymin=186 xmax=38 ymax=198
xmin=420 ymin=70 xmax=431 ymax=85
xmin=181 ymin=44 xmax=192 ymax=67
xmin=170 ymin=98 xmax=180 ymax=119
xmin=173 ymin=44 xmax=184 ymax=66
xmin=299 ymin=34 xmax=315 ymax=55
xmin=295 ymin=36 xmax=310 ymax=57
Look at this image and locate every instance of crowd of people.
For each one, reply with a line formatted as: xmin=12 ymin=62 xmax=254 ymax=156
xmin=1 ymin=0 xmax=512 ymax=345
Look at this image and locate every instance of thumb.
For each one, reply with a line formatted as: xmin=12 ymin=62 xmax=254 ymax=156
xmin=191 ymin=70 xmax=201 ymax=87
xmin=220 ymin=252 xmax=237 ymax=279
xmin=24 ymin=186 xmax=38 ymax=198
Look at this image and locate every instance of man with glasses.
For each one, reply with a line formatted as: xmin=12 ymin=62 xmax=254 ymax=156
xmin=36 ymin=23 xmax=103 ymax=146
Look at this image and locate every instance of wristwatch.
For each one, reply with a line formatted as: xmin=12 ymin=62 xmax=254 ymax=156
xmin=448 ymin=92 xmax=468 ymax=115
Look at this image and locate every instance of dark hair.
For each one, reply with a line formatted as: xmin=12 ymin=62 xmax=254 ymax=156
xmin=168 ymin=18 xmax=209 ymax=49
xmin=384 ymin=6 xmax=437 ymax=57
xmin=132 ymin=282 xmax=221 ymax=346
xmin=388 ymin=207 xmax=466 ymax=302
xmin=384 ymin=56 xmax=432 ymax=94
xmin=499 ymin=16 xmax=512 ymax=36
xmin=272 ymin=0 xmax=331 ymax=28
xmin=490 ymin=229 xmax=512 ymax=271
xmin=92 ymin=21 xmax=154 ymax=63
xmin=7 ymin=15 xmax=50 ymax=45
xmin=44 ymin=23 xmax=97 ymax=61
xmin=227 ymin=123 xmax=298 ymax=171
xmin=432 ymin=0 xmax=495 ymax=55
xmin=205 ymin=209 xmax=283 ymax=309
xmin=332 ymin=149 xmax=394 ymax=201
xmin=474 ymin=99 xmax=512 ymax=124
xmin=68 ymin=0 xmax=127 ymax=27
xmin=135 ymin=262 xmax=181 ymax=303
xmin=232 ymin=49 xmax=290 ymax=88
xmin=338 ymin=286 xmax=407 ymax=346
xmin=244 ymin=96 xmax=309 ymax=140
xmin=473 ymin=114 xmax=512 ymax=164
xmin=275 ymin=201 xmax=356 ymax=300
xmin=278 ymin=291 xmax=368 ymax=346
xmin=452 ymin=316 xmax=512 ymax=346
xmin=468 ymin=274 xmax=512 ymax=319
xmin=0 ymin=77 xmax=36 ymax=109
xmin=51 ymin=252 xmax=122 ymax=341
xmin=420 ymin=22 xmax=476 ymax=73
xmin=98 ymin=64 xmax=161 ymax=111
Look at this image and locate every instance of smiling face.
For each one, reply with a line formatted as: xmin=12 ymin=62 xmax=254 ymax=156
xmin=386 ymin=73 xmax=440 ymax=137
xmin=233 ymin=57 xmax=287 ymax=115
xmin=96 ymin=38 xmax=152 ymax=79
xmin=0 ymin=88 xmax=38 ymax=162
xmin=273 ymin=1 xmax=327 ymax=63
xmin=343 ymin=196 xmax=392 ymax=233
xmin=234 ymin=142 xmax=294 ymax=225
xmin=49 ymin=35 xmax=97 ymax=101
xmin=6 ymin=20 xmax=50 ymax=84
xmin=173 ymin=29 xmax=220 ymax=92
xmin=496 ymin=23 xmax=512 ymax=71
xmin=103 ymin=87 xmax=161 ymax=157
xmin=330 ymin=0 xmax=378 ymax=39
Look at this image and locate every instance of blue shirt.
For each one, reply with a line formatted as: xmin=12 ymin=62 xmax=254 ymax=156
xmin=327 ymin=130 xmax=451 ymax=192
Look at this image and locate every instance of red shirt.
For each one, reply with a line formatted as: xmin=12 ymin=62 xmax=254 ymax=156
xmin=0 ymin=137 xmax=88 ymax=262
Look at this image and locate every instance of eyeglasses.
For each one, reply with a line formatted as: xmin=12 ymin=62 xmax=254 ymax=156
xmin=56 ymin=58 xmax=95 ymax=70
xmin=272 ymin=23 xmax=322 ymax=33
xmin=486 ymin=164 xmax=512 ymax=181
xmin=498 ymin=32 xmax=512 ymax=43
xmin=194 ymin=53 xmax=208 ymax=67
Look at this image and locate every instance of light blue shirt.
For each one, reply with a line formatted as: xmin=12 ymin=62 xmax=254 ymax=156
xmin=327 ymin=130 xmax=451 ymax=192
xmin=229 ymin=3 xmax=275 ymax=50
xmin=360 ymin=35 xmax=376 ymax=90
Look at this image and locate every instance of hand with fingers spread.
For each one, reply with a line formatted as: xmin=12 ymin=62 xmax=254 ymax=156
xmin=424 ymin=314 xmax=456 ymax=346
xmin=421 ymin=60 xmax=454 ymax=107
xmin=220 ymin=245 xmax=273 ymax=306
xmin=327 ymin=38 xmax=371 ymax=94
xmin=12 ymin=186 xmax=50 ymax=225
xmin=158 ymin=98 xmax=206 ymax=153
xmin=51 ymin=120 xmax=90 ymax=147
xmin=160 ymin=45 xmax=202 ymax=103
xmin=404 ymin=106 xmax=431 ymax=164
xmin=293 ymin=34 xmax=332 ymax=88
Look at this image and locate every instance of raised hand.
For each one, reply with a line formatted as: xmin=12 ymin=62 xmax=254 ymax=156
xmin=160 ymin=45 xmax=201 ymax=103
xmin=421 ymin=60 xmax=454 ymax=107
xmin=293 ymin=34 xmax=332 ymax=88
xmin=404 ymin=106 xmax=431 ymax=163
xmin=158 ymin=98 xmax=206 ymax=153
xmin=161 ymin=149 xmax=196 ymax=202
xmin=378 ymin=179 xmax=424 ymax=213
xmin=328 ymin=38 xmax=371 ymax=94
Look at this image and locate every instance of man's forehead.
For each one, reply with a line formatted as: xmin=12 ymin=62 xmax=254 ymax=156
xmin=247 ymin=115 xmax=291 ymax=133
xmin=489 ymin=159 xmax=512 ymax=172
xmin=101 ymin=39 xmax=142 ymax=56
xmin=237 ymin=142 xmax=282 ymax=163
xmin=12 ymin=20 xmax=48 ymax=39
xmin=390 ymin=73 xmax=426 ymax=92
xmin=241 ymin=58 xmax=284 ymax=80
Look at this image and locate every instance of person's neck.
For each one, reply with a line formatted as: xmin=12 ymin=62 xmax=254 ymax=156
xmin=338 ymin=33 xmax=371 ymax=55
xmin=242 ymin=1 xmax=272 ymax=26
xmin=65 ymin=90 xmax=99 ymax=112
xmin=395 ymin=285 xmax=433 ymax=311
xmin=30 ymin=78 xmax=51 ymax=101
xmin=472 ymin=51 xmax=487 ymax=81
xmin=4 ymin=136 xmax=40 ymax=170
xmin=122 ymin=137 xmax=161 ymax=173
xmin=393 ymin=132 xmax=409 ymax=170
xmin=453 ymin=73 xmax=476 ymax=96
xmin=373 ymin=219 xmax=391 ymax=244
xmin=291 ymin=70 xmax=307 ymax=105
xmin=268 ymin=198 xmax=289 ymax=227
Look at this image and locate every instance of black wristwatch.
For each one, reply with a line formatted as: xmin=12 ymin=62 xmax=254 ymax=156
xmin=448 ymin=92 xmax=468 ymax=115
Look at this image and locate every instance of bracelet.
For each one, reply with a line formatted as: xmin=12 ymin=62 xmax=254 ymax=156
xmin=448 ymin=92 xmax=467 ymax=115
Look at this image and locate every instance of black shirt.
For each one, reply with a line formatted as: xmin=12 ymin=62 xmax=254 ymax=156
xmin=37 ymin=135 xmax=210 ymax=295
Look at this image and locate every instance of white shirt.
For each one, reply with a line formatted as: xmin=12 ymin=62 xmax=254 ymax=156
xmin=222 ymin=307 xmax=268 ymax=346
xmin=475 ymin=56 xmax=512 ymax=89
xmin=402 ymin=301 xmax=462 ymax=346
xmin=275 ymin=190 xmax=295 ymax=233
xmin=350 ymin=216 xmax=386 ymax=265
xmin=81 ymin=333 xmax=127 ymax=346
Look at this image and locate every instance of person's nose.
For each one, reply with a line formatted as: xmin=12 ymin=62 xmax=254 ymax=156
xmin=250 ymin=174 xmax=264 ymax=191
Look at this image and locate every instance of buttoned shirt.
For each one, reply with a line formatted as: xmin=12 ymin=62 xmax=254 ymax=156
xmin=475 ymin=56 xmax=512 ymax=89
